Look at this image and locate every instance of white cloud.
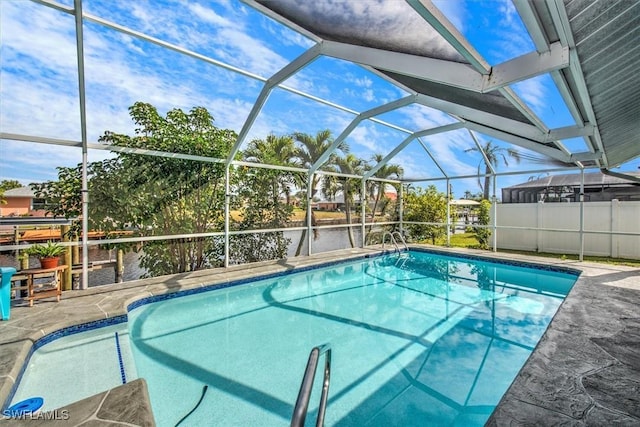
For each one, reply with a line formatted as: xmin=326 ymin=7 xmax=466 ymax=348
xmin=354 ymin=76 xmax=373 ymax=88
xmin=432 ymin=0 xmax=467 ymax=33
xmin=398 ymin=104 xmax=458 ymax=131
xmin=511 ymin=76 xmax=547 ymax=116
xmin=188 ymin=3 xmax=235 ymax=29
xmin=347 ymin=123 xmax=387 ymax=153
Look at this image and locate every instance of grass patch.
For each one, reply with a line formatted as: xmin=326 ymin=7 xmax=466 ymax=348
xmin=496 ymin=249 xmax=640 ymax=268
xmin=426 ymin=232 xmax=640 ymax=267
xmin=438 ymin=233 xmax=481 ymax=248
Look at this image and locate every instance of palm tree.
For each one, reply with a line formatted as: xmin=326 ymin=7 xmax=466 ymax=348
xmin=243 ymin=134 xmax=300 ymax=206
xmin=465 ymin=141 xmax=520 ymax=200
xmin=322 ymin=154 xmax=365 ymax=248
xmin=366 ymin=154 xmax=403 ymax=229
xmin=292 ymin=130 xmax=348 ymax=256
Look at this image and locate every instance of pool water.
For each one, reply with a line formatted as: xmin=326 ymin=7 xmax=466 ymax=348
xmin=10 ymin=323 xmax=137 ymax=411
xmin=127 ymin=251 xmax=577 ymax=426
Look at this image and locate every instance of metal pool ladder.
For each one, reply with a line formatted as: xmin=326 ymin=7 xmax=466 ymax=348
xmin=382 ymin=231 xmax=408 ymax=253
xmin=291 ymin=344 xmax=332 ymax=427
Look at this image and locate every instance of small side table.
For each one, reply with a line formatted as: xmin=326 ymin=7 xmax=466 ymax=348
xmin=13 ymin=265 xmax=67 ymax=307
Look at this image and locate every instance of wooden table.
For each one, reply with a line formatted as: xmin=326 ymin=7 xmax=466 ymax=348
xmin=11 ymin=265 xmax=67 ymax=307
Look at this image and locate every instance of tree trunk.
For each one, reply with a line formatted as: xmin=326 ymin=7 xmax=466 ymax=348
xmin=367 ymin=184 xmax=382 ymax=234
xmin=483 ymin=165 xmax=492 ymax=200
xmin=344 ymin=182 xmax=356 ymax=248
xmin=294 ymin=212 xmax=308 ymax=257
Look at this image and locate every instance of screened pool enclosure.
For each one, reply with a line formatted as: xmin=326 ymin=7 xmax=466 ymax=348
xmin=1 ymin=0 xmax=639 ymax=289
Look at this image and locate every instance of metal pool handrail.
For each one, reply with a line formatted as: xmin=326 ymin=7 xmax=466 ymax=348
xmin=392 ymin=231 xmax=408 ymax=250
xmin=382 ymin=231 xmax=408 ymax=252
xmin=381 ymin=231 xmax=398 ymax=252
xmin=290 ymin=344 xmax=332 ymax=427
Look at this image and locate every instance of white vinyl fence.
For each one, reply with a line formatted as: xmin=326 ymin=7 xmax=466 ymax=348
xmin=492 ymin=200 xmax=640 ymax=260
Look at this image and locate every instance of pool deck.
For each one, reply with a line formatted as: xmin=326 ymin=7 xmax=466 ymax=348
xmin=1 ymin=246 xmax=638 ymax=426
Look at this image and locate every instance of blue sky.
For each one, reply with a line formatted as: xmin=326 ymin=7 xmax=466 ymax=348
xmin=1 ymin=0 xmax=637 ymax=198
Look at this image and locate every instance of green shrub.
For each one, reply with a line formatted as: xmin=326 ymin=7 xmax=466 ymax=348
xmin=25 ymin=241 xmax=66 ymax=258
xmin=475 ymin=199 xmax=492 ymax=249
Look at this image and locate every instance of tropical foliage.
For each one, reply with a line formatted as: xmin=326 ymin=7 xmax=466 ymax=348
xmin=291 ymin=130 xmax=348 ymax=256
xmin=403 ymin=185 xmax=449 ymax=244
xmin=29 ymin=102 xmax=409 ymax=279
xmin=230 ymin=134 xmax=299 ymax=263
xmin=475 ymin=199 xmax=493 ymax=249
xmin=322 ymin=153 xmax=365 ymax=247
xmin=33 ymin=103 xmax=238 ymax=276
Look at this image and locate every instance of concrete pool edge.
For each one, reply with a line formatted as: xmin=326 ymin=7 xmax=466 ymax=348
xmin=1 ymin=246 xmax=638 ymax=425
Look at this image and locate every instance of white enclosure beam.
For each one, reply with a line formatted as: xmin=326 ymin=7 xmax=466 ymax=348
xmin=514 ymin=0 xmax=598 ymax=156
xmin=323 ymin=40 xmax=568 ymax=95
xmin=363 ymin=122 xmax=465 ymax=179
xmin=483 ymin=42 xmax=569 ymax=92
xmin=545 ymin=124 xmax=594 ymax=142
xmin=73 ymin=0 xmax=90 ymax=290
xmin=569 ymin=151 xmax=602 ymax=162
xmin=405 ymin=0 xmax=490 ymax=71
xmin=407 ymin=0 xmax=549 ymax=131
xmin=512 ymin=0 xmax=550 ymax=50
xmin=309 ymin=96 xmax=416 ymax=174
xmin=546 ymin=0 xmax=608 ymax=164
xmin=226 ymin=44 xmax=323 ymax=164
xmin=322 ymin=40 xmax=484 ymax=92
xmin=464 ymin=122 xmax=571 ymax=163
xmin=415 ymin=94 xmax=545 ymax=142
xmin=468 ymin=130 xmax=496 ymax=175
xmin=416 ymin=138 xmax=448 ymax=178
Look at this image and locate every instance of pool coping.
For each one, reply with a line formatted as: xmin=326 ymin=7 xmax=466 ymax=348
xmin=1 ymin=245 xmax=638 ymax=425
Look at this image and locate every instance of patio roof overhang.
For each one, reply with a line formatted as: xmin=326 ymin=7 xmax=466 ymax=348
xmin=243 ymin=0 xmax=639 ymax=178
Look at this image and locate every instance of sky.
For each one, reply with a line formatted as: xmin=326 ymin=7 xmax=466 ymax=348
xmin=1 ymin=0 xmax=637 ymax=199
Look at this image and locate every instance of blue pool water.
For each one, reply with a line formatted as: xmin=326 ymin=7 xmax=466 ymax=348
xmin=126 ymin=251 xmax=577 ymax=426
xmin=11 ymin=323 xmax=137 ymax=411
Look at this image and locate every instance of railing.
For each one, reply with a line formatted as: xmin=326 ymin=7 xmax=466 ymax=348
xmin=392 ymin=231 xmax=408 ymax=250
xmin=381 ymin=231 xmax=398 ymax=252
xmin=382 ymin=231 xmax=408 ymax=253
xmin=291 ymin=344 xmax=332 ymax=427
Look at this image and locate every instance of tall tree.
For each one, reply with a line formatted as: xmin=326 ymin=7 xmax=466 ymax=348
xmin=33 ymin=103 xmax=240 ymax=277
xmin=322 ymin=153 xmax=365 ymax=247
xmin=366 ymin=154 xmax=403 ymax=228
xmin=465 ymin=141 xmax=520 ymax=200
xmin=243 ymin=134 xmax=302 ymax=206
xmin=292 ymin=130 xmax=348 ymax=256
xmin=97 ymin=102 xmax=236 ymax=275
xmin=232 ymin=134 xmax=300 ymax=262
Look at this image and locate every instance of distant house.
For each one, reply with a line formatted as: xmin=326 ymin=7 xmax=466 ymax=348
xmin=0 ymin=187 xmax=47 ymax=217
xmin=313 ymin=192 xmax=367 ymax=211
xmin=502 ymin=171 xmax=640 ymax=203
xmin=314 ymin=193 xmax=346 ymax=211
xmin=383 ymin=191 xmax=397 ymax=201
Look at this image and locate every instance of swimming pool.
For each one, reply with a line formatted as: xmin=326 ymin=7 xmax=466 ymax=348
xmin=9 ymin=249 xmax=578 ymax=425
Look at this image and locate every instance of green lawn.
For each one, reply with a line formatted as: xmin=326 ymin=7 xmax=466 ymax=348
xmin=429 ymin=232 xmax=640 ymax=267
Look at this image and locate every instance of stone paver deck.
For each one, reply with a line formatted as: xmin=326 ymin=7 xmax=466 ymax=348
xmin=1 ymin=246 xmax=638 ymax=426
